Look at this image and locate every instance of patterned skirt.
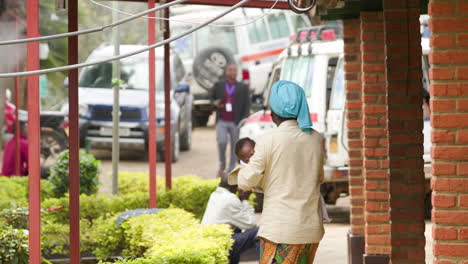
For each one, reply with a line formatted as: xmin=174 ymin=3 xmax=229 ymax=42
xmin=259 ymin=238 xmax=319 ymax=264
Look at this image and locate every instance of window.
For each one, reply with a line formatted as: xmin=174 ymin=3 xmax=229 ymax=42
xmin=247 ymin=18 xmax=269 ymax=44
xmin=196 ymin=25 xmax=238 ymax=54
xmin=171 ymin=25 xmax=194 ymax=59
xmin=281 ymin=56 xmax=314 ymax=97
xmin=79 ymin=58 xmax=164 ymax=92
xmin=290 ymin=15 xmax=309 ymax=31
xmin=329 ymin=61 xmax=345 ymax=110
xmin=267 ymin=12 xmax=290 ymax=39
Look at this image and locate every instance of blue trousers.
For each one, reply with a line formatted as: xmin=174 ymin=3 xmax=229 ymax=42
xmin=229 ymin=227 xmax=259 ymax=264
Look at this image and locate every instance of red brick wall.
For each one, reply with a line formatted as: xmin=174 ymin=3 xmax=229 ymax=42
xmin=429 ymin=0 xmax=468 ymax=263
xmin=360 ymin=11 xmax=391 ymax=255
xmin=383 ymin=0 xmax=426 ymax=263
xmin=344 ymin=19 xmax=365 ymax=236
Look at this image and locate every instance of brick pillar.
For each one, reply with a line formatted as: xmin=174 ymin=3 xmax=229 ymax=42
xmin=383 ymin=1 xmax=426 ymax=263
xmin=429 ymin=0 xmax=468 ymax=263
xmin=360 ymin=11 xmax=391 ymax=263
xmin=344 ymin=19 xmax=365 ymax=264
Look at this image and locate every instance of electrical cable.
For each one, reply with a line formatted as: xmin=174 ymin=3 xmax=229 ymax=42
xmin=0 ymin=0 xmax=251 ymax=78
xmin=88 ymin=0 xmax=279 ymax=28
xmin=0 ymin=0 xmax=187 ymax=46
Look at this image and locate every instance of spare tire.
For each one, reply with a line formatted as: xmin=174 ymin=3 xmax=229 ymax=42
xmin=192 ymin=47 xmax=236 ymax=91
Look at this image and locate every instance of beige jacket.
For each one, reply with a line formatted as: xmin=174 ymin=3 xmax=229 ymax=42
xmin=229 ymin=120 xmax=325 ymax=244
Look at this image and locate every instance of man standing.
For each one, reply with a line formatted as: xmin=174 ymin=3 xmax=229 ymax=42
xmin=230 ymin=80 xmax=324 ymax=264
xmin=212 ymin=63 xmax=250 ymax=177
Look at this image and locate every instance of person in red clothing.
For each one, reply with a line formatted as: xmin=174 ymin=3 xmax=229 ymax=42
xmin=4 ymin=89 xmax=16 ymax=134
xmin=2 ymin=121 xmax=28 ymax=176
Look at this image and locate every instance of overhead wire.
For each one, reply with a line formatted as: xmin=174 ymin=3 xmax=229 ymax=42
xmin=0 ymin=0 xmax=187 ymax=46
xmin=88 ymin=0 xmax=280 ymax=28
xmin=0 ymin=0 xmax=252 ymax=78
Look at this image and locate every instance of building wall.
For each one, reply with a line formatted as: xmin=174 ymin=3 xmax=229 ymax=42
xmin=429 ymin=0 xmax=468 ymax=263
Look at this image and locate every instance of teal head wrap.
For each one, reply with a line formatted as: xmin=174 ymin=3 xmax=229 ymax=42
xmin=269 ymin=80 xmax=312 ymax=134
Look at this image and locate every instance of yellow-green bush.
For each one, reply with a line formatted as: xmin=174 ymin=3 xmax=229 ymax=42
xmin=100 ymin=208 xmax=233 ymax=264
xmin=0 ymin=177 xmax=54 ymax=211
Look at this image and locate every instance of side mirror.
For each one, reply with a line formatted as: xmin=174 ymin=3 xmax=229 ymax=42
xmin=288 ymin=0 xmax=317 ymax=14
xmin=175 ymin=83 xmax=190 ymax=93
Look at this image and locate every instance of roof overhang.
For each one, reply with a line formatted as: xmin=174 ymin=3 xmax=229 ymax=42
xmin=115 ymin=0 xmax=290 ymax=9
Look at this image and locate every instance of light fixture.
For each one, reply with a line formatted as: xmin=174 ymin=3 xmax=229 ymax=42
xmin=288 ymin=0 xmax=317 ymax=14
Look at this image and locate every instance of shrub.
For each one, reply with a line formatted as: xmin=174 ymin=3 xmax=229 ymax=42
xmin=0 ymin=177 xmax=54 ymax=211
xmin=84 ymin=215 xmax=125 ymax=260
xmin=113 ymin=208 xmax=233 ymax=264
xmin=0 ymin=207 xmax=30 ymax=229
xmin=119 ymin=174 xmax=219 ymax=219
xmin=0 ymin=225 xmax=29 ymax=264
xmin=48 ymin=151 xmax=100 ymax=198
xmin=166 ymin=175 xmax=219 ymax=219
xmin=41 ymin=220 xmax=69 ymax=256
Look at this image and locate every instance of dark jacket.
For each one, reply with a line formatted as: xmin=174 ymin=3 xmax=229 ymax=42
xmin=211 ymin=80 xmax=251 ymax=125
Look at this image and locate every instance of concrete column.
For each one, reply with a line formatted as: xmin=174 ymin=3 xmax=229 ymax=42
xmin=383 ymin=0 xmax=426 ymax=263
xmin=360 ymin=11 xmax=391 ymax=263
xmin=343 ymin=18 xmax=365 ymax=264
xmin=429 ymin=0 xmax=468 ymax=262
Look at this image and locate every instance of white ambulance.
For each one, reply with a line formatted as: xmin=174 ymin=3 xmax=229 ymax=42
xmin=170 ymin=6 xmax=311 ymax=126
xmin=240 ymin=25 xmax=432 ymax=214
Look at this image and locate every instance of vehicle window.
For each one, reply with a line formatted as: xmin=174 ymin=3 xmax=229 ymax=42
xmin=196 ymin=25 xmax=238 ymax=54
xmin=267 ymin=12 xmax=290 ymax=39
xmin=247 ymin=18 xmax=270 ymax=44
xmin=171 ymin=25 xmax=194 ymax=59
xmin=79 ymin=58 xmax=164 ymax=92
xmin=329 ymin=61 xmax=345 ymax=110
xmin=326 ymin=57 xmax=339 ymax=109
xmin=282 ymin=57 xmax=296 ymax=81
xmin=264 ymin=67 xmax=282 ymax=106
xmin=290 ymin=15 xmax=309 ymax=31
xmin=281 ymin=56 xmax=314 ymax=97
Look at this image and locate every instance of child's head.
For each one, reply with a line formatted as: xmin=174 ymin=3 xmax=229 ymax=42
xmin=235 ymin=137 xmax=256 ymax=163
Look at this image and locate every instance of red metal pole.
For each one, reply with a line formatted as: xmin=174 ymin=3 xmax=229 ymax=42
xmin=26 ymin=0 xmax=41 ymax=262
xmin=164 ymin=7 xmax=172 ymax=189
xmin=68 ymin=0 xmax=81 ymax=263
xmin=14 ymin=18 xmax=20 ymax=176
xmin=148 ymin=0 xmax=157 ymax=208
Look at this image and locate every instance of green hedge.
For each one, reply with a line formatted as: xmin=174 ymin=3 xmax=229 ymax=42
xmin=0 ymin=173 xmax=224 ymax=262
xmin=0 ymin=176 xmax=54 ymax=211
xmin=100 ymin=208 xmax=233 ymax=264
xmin=41 ymin=174 xmax=218 ymax=224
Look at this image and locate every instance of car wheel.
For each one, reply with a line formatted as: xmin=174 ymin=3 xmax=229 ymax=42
xmin=180 ymin=119 xmax=192 ymax=151
xmin=159 ymin=128 xmax=180 ymax=163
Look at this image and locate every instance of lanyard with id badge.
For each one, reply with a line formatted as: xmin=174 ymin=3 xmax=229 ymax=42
xmin=225 ymin=83 xmax=235 ymax=112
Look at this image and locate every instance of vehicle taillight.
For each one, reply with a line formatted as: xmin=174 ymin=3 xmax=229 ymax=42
xmin=242 ymin=69 xmax=250 ymax=81
xmin=321 ymin=29 xmax=336 ymax=41
xmin=299 ymin=31 xmax=307 ymax=39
